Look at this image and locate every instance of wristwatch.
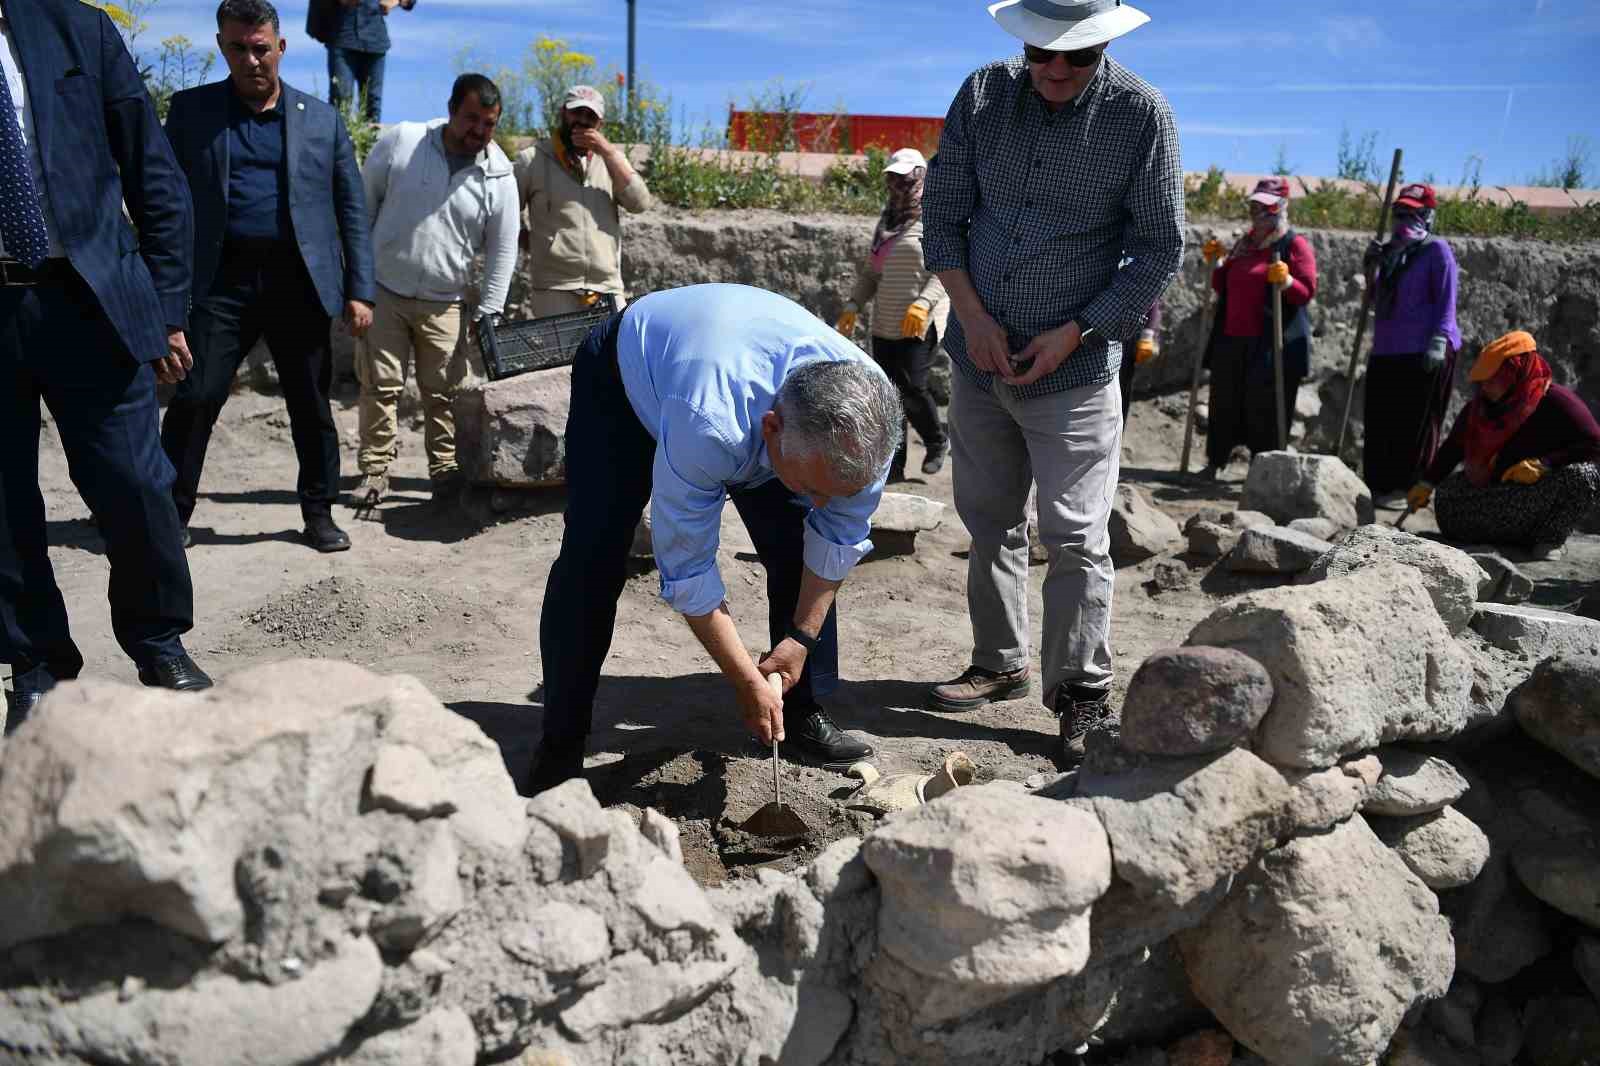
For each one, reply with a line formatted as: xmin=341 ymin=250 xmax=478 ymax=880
xmin=785 ymin=624 xmax=819 ymax=652
xmin=1071 ymin=319 xmax=1098 ymax=343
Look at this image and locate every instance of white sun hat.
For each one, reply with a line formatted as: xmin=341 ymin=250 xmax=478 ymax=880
xmin=884 ymin=148 xmax=927 ymax=175
xmin=988 ymin=0 xmax=1151 ymax=51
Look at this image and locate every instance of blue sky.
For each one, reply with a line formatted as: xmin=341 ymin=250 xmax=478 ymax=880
xmin=137 ymin=0 xmax=1600 ymax=187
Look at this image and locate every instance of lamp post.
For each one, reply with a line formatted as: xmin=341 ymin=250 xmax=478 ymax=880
xmin=626 ymin=0 xmax=637 ymax=124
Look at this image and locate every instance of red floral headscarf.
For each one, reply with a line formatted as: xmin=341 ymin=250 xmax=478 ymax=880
xmin=1462 ymin=351 xmax=1553 ymax=486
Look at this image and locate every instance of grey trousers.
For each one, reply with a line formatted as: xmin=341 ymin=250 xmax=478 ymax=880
xmin=950 ymin=371 xmax=1121 ymax=703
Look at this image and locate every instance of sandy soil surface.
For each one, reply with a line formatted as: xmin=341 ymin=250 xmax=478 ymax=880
xmin=21 ymin=378 xmax=1598 ymax=887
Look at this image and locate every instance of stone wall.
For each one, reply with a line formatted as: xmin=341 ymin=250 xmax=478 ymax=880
xmin=3 ymin=509 xmax=1598 ymax=1066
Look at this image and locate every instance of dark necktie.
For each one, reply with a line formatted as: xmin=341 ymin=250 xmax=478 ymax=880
xmin=0 ymin=65 xmax=50 ymax=268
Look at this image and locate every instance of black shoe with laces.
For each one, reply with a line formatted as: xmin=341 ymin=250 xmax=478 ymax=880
xmin=137 ymin=653 xmax=214 ymax=692
xmin=782 ymin=705 xmax=874 ymax=769
xmin=922 ymin=440 xmax=947 ymax=476
xmin=1056 ymin=685 xmax=1115 ymax=770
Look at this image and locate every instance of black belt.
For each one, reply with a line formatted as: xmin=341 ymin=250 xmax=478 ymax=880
xmin=0 ymin=258 xmax=74 ymax=287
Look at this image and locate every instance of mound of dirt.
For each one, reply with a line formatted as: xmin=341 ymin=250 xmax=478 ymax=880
xmin=218 ymin=575 xmax=466 ymax=660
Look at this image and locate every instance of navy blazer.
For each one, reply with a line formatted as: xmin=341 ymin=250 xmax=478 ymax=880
xmin=164 ymin=79 xmax=376 ymax=316
xmin=4 ymin=0 xmax=193 ymax=362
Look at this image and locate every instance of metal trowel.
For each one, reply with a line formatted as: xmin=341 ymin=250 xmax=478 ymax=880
xmin=735 ymin=674 xmax=811 ymax=839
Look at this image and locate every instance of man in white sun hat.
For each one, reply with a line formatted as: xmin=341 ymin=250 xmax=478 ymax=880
xmin=923 ymin=0 xmax=1184 ymax=768
xmin=515 ymin=84 xmax=652 ymax=318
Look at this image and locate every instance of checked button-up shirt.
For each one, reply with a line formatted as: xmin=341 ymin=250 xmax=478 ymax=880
xmin=924 ymin=55 xmax=1185 ymax=399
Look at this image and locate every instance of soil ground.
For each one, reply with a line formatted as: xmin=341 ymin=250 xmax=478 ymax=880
xmin=19 ymin=378 xmax=1599 ymax=887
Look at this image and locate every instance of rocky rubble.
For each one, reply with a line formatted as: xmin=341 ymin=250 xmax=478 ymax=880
xmin=2 ymin=498 xmax=1599 ymax=1065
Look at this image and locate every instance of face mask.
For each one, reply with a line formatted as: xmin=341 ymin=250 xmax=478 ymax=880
xmin=1393 ymin=213 xmax=1429 ymax=242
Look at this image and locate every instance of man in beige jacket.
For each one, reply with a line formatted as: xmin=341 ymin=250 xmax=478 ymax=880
xmin=514 ymin=85 xmax=651 ymax=316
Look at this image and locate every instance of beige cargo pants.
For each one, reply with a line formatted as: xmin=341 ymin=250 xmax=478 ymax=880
xmin=358 ymin=288 xmax=467 ymax=480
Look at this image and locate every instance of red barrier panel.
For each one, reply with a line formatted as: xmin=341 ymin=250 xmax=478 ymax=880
xmin=728 ymin=110 xmax=944 ymax=156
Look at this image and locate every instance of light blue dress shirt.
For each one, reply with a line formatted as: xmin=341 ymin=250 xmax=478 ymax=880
xmin=616 ymin=284 xmax=888 ymax=617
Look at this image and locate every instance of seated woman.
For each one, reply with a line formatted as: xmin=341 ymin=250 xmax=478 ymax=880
xmin=1408 ymin=330 xmax=1600 ymax=555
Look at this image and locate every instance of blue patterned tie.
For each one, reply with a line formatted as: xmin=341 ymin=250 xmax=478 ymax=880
xmin=0 ymin=67 xmax=50 ymax=268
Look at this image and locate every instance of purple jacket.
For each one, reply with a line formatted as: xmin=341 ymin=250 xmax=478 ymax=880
xmin=1371 ymin=238 xmax=1461 ymax=357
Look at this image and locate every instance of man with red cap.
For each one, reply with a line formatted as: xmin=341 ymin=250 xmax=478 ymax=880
xmin=1363 ymin=182 xmax=1461 ymax=504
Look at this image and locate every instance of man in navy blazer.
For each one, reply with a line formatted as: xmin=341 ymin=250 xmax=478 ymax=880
xmin=161 ymin=0 xmax=376 ymax=553
xmin=2 ymin=0 xmax=212 ymax=731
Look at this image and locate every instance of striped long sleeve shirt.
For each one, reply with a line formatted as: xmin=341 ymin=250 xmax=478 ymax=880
xmin=923 ymin=55 xmax=1185 ymax=398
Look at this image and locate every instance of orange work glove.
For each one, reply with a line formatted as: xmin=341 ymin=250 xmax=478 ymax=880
xmin=836 ymin=304 xmax=858 ymax=336
xmin=1406 ymin=482 xmax=1434 ymax=512
xmin=1201 ymin=237 xmax=1226 ymax=264
xmin=900 ymin=300 xmax=931 ymax=339
xmin=1501 ymin=458 xmax=1548 ymax=485
xmin=1266 ymin=261 xmax=1291 ymax=287
xmin=1133 ymin=329 xmax=1159 ymax=365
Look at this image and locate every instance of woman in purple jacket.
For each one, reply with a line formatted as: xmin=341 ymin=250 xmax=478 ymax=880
xmin=1363 ymin=183 xmax=1461 ymax=501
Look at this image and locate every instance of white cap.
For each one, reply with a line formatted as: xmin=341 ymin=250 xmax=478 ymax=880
xmin=988 ymin=0 xmax=1150 ymax=50
xmin=562 ymin=85 xmax=605 ymax=120
xmin=884 ymin=148 xmax=927 ymax=175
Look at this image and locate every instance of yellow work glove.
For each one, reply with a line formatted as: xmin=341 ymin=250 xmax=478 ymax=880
xmin=1134 ymin=329 xmax=1159 ymax=365
xmin=836 ymin=305 xmax=858 ymax=336
xmin=900 ymin=300 xmax=931 ymax=339
xmin=1201 ymin=237 xmax=1227 ymax=264
xmin=1501 ymin=458 xmax=1548 ymax=485
xmin=1406 ymin=482 xmax=1434 ymax=512
xmin=1266 ymin=261 xmax=1291 ymax=287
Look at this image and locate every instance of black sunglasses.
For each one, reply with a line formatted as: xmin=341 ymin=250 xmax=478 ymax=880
xmin=1024 ymin=44 xmax=1104 ymax=68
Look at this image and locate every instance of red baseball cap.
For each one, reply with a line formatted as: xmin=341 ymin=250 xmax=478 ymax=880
xmin=1248 ymin=177 xmax=1291 ymax=209
xmin=1395 ymin=183 xmax=1437 ymax=209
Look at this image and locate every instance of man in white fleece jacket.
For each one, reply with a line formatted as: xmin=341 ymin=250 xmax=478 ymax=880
xmin=356 ymin=72 xmax=518 ymax=506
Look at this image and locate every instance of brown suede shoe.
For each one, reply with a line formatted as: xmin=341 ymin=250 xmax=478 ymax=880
xmin=927 ymin=665 xmax=1031 ymax=713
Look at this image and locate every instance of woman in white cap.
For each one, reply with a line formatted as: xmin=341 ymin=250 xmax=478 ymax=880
xmin=1198 ymin=177 xmax=1318 ymax=477
xmin=837 ymin=147 xmax=950 ymax=479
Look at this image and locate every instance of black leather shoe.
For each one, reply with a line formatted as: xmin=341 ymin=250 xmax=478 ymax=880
xmin=137 ymin=653 xmax=214 ymax=692
xmin=527 ymin=740 xmax=585 ymax=796
xmin=922 ymin=440 xmax=947 ymax=476
xmin=304 ymin=514 xmax=352 ymax=553
xmin=4 ymin=687 xmax=47 ymax=735
xmin=782 ymin=706 xmax=874 ymax=769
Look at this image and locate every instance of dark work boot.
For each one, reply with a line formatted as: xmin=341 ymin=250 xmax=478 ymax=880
xmin=304 ymin=513 xmax=352 ymax=553
xmin=782 ymin=705 xmax=874 ymax=770
xmin=1057 ymin=684 xmax=1116 ymax=770
xmin=527 ymin=739 xmax=585 ymax=796
xmin=921 ymin=438 xmax=947 ymax=476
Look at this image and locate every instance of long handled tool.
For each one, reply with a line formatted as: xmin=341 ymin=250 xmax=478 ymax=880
xmin=736 ymin=674 xmax=811 ymax=839
xmin=1179 ymin=260 xmax=1220 ymax=474
xmin=1270 ymin=250 xmax=1288 ymax=451
xmin=1334 ymin=148 xmax=1405 ymax=458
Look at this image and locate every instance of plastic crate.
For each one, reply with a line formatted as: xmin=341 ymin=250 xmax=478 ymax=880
xmin=477 ymin=295 xmax=619 ymax=381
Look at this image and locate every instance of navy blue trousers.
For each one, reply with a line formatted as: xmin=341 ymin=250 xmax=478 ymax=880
xmin=536 ymin=314 xmax=839 ymax=773
xmin=327 ymin=48 xmax=386 ymax=122
xmin=0 ymin=273 xmax=194 ymax=687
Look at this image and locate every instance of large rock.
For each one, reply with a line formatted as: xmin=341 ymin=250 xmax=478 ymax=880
xmin=1472 ymin=603 xmax=1600 ymax=660
xmin=860 ymin=786 xmax=1111 ymax=998
xmin=1110 ymin=484 xmax=1182 ymax=566
xmin=1304 ymin=524 xmax=1487 ymax=635
xmin=1184 ymin=509 xmax=1274 ymax=558
xmin=1365 ymin=748 xmax=1471 ymax=816
xmin=339 ymin=1007 xmax=478 ymax=1066
xmin=1187 ymin=564 xmax=1474 ymax=768
xmin=1368 ymin=806 xmax=1491 ymax=890
xmin=1471 ymin=552 xmax=1534 ymax=605
xmin=0 ymin=661 xmax=520 ymax=954
xmin=1240 ymin=451 xmax=1375 ymax=530
xmin=1521 ymin=995 xmax=1600 ymax=1066
xmin=0 ymin=935 xmax=384 ymax=1066
xmin=1227 ymin=525 xmax=1335 ymax=575
xmin=1120 ymin=646 xmax=1275 ymax=757
xmin=1178 ymin=816 xmax=1454 ymax=1066
xmin=870 ymin=491 xmax=946 ymax=556
xmin=1511 ymin=656 xmax=1600 ymax=781
xmin=1512 ymin=835 xmax=1600 ymax=929
xmin=1073 ymin=748 xmax=1295 ymax=913
xmin=454 ymin=367 xmax=572 ymax=488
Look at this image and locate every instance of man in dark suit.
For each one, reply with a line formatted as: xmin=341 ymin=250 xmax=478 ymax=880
xmin=2 ymin=0 xmax=212 ymax=732
xmin=161 ymin=0 xmax=376 ymax=553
